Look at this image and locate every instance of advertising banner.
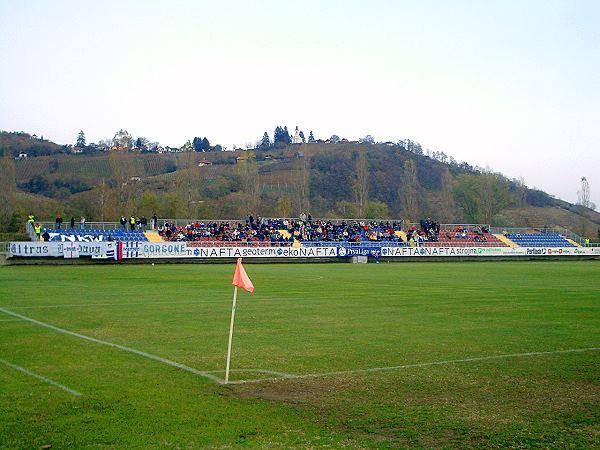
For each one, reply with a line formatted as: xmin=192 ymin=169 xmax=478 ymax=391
xmin=336 ymin=246 xmax=381 ymax=258
xmin=120 ymin=242 xmax=338 ymax=259
xmin=380 ymin=246 xmax=592 ymax=257
xmin=10 ymin=241 xmax=598 ymax=260
xmin=10 ymin=241 xmax=117 ymax=259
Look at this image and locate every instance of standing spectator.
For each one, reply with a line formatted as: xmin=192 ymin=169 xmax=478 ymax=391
xmin=27 ymin=214 xmax=35 ymax=233
xmin=140 ymin=216 xmax=147 ymax=231
xmin=151 ymin=213 xmax=157 ymax=230
xmin=70 ymin=217 xmax=75 ymax=229
xmin=42 ymin=229 xmax=50 ymax=241
xmin=120 ymin=216 xmax=127 ymax=230
xmin=34 ymin=223 xmax=42 ymax=240
xmin=129 ymin=215 xmax=136 ymax=231
xmin=80 ymin=216 xmax=86 ymax=229
xmin=55 ymin=215 xmax=63 ymax=229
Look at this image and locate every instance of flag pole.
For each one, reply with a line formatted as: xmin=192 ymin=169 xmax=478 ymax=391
xmin=225 ymin=285 xmax=239 ymax=384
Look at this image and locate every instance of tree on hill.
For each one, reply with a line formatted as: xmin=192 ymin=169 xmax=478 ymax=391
xmin=193 ymin=137 xmax=203 ymax=152
xmin=433 ymin=168 xmax=457 ymax=222
xmin=352 ymin=152 xmax=369 ymax=218
xmin=75 ymin=130 xmax=86 ymax=148
xmin=329 ymin=135 xmax=340 ymax=144
xmin=273 ymin=126 xmax=291 ymax=147
xmin=0 ymin=151 xmax=17 ymax=231
xmin=134 ymin=137 xmax=149 ymax=151
xmin=308 ymin=131 xmax=315 ymax=143
xmin=112 ymin=129 xmax=133 ymax=151
xmin=399 ymin=159 xmax=420 ymax=222
xmin=180 ymin=140 xmax=194 ymax=152
xmin=259 ymin=132 xmax=271 ymax=149
xmin=193 ymin=136 xmax=211 ymax=152
xmin=454 ymin=173 xmax=513 ymax=223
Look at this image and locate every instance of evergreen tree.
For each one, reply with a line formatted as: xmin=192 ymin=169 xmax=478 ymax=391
xmin=308 ymin=131 xmax=315 ymax=143
xmin=193 ymin=137 xmax=203 ymax=152
xmin=260 ymin=132 xmax=270 ymax=149
xmin=273 ymin=126 xmax=283 ymax=145
xmin=283 ymin=126 xmax=291 ymax=144
xmin=299 ymin=131 xmax=305 ymax=143
xmin=75 ymin=130 xmax=86 ymax=148
xmin=201 ymin=137 xmax=210 ymax=151
xmin=135 ymin=137 xmax=149 ymax=151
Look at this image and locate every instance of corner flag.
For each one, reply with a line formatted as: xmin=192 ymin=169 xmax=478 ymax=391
xmin=232 ymin=258 xmax=254 ymax=294
xmin=225 ymin=258 xmax=254 ymax=383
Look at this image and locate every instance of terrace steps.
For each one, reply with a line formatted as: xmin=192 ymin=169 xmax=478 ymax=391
xmin=144 ymin=231 xmax=164 ymax=242
xmin=495 ymin=234 xmax=517 ymax=248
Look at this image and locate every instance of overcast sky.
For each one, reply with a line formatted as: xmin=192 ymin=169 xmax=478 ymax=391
xmin=1 ymin=0 xmax=599 ymax=208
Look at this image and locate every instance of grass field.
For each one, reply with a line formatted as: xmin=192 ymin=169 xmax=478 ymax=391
xmin=1 ymin=261 xmax=599 ymax=448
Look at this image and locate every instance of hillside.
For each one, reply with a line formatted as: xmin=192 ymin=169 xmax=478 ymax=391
xmin=0 ymin=131 xmax=67 ymax=157
xmin=1 ymin=135 xmax=598 ymax=240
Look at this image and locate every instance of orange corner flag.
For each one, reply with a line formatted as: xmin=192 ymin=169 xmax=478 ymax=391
xmin=232 ymin=258 xmax=254 ymax=294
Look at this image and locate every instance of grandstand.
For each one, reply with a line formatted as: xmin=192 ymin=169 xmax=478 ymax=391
xmin=26 ymin=218 xmax=583 ymax=249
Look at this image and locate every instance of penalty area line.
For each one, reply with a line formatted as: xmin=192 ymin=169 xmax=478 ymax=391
xmin=227 ymin=347 xmax=600 ymax=385
xmin=0 ymin=358 xmax=82 ymax=397
xmin=0 ymin=307 xmax=224 ymax=384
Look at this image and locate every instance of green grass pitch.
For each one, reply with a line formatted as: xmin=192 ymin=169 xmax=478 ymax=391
xmin=1 ymin=261 xmax=599 ymax=448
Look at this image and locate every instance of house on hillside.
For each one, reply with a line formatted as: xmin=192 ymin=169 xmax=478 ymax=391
xmin=198 ymin=160 xmax=212 ymax=167
xmin=17 ymin=152 xmax=28 ymax=160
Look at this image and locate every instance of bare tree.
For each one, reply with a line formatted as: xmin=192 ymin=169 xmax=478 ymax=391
xmin=399 ymin=159 xmax=420 ymax=222
xmin=437 ymin=168 xmax=456 ymax=222
xmin=352 ymin=152 xmax=369 ymax=218
xmin=514 ymin=176 xmax=527 ymax=208
xmin=0 ymin=152 xmax=16 ymax=230
xmin=237 ymin=151 xmax=261 ymax=214
xmin=578 ymin=177 xmax=591 ymax=208
xmin=298 ymin=151 xmax=311 ymax=214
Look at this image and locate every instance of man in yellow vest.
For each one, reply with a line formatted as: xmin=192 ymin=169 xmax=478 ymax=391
xmin=130 ymin=215 xmax=136 ymax=231
xmin=27 ymin=214 xmax=35 ymax=232
xmin=34 ymin=223 xmax=42 ymax=240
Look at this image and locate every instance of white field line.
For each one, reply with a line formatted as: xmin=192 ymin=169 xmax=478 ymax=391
xmin=227 ymin=347 xmax=600 ymax=385
xmin=204 ymin=368 xmax=296 ymax=378
xmin=0 ymin=319 xmax=22 ymax=322
xmin=0 ymin=307 xmax=224 ymax=384
xmin=0 ymin=358 xmax=82 ymax=397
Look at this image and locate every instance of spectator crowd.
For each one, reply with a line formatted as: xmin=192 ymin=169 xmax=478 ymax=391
xmin=158 ymin=215 xmax=407 ymax=245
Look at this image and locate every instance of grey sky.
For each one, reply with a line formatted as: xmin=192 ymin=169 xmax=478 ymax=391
xmin=1 ymin=0 xmax=598 ymax=208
